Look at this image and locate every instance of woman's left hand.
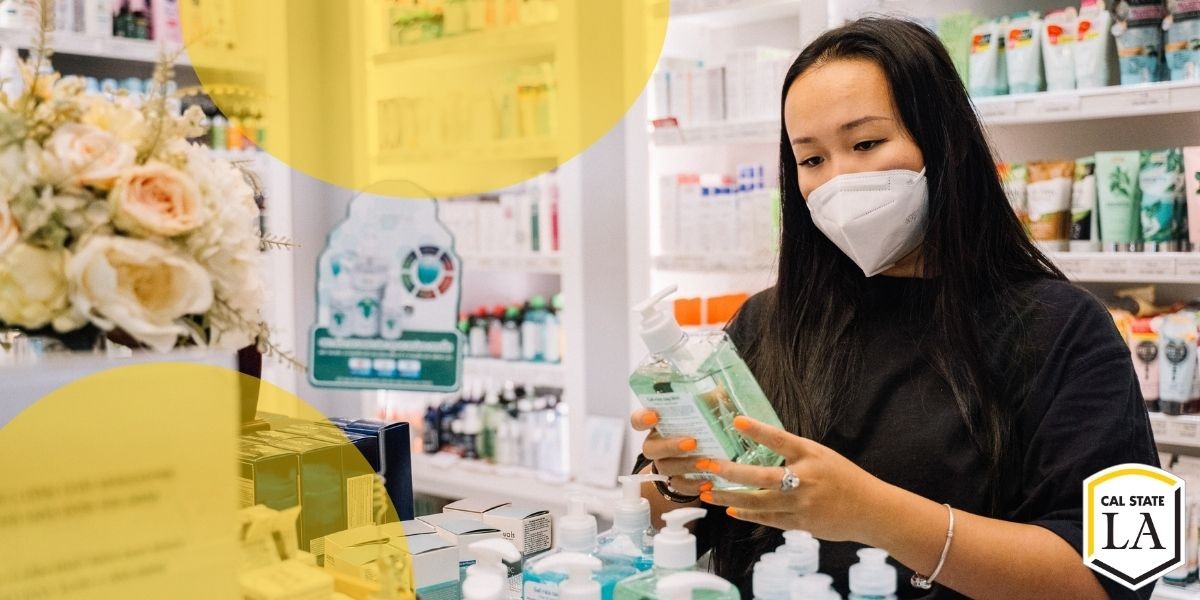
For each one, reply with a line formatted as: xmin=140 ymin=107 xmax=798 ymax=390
xmin=696 ymin=416 xmax=891 ymax=543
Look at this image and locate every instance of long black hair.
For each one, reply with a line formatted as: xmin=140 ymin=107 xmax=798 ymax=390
xmin=711 ymin=17 xmax=1064 ymax=580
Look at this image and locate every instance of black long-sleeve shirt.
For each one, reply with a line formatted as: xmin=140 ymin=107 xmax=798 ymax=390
xmin=696 ymin=275 xmax=1160 ymax=599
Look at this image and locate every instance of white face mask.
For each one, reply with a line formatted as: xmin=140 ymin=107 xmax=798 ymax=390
xmin=805 ymin=167 xmax=929 ymax=277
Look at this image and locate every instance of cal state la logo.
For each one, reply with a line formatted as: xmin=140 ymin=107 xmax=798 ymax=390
xmin=1083 ymin=464 xmax=1186 ymax=590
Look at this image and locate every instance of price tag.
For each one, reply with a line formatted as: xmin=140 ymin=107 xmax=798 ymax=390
xmin=1151 ymin=416 xmax=1169 ymax=438
xmin=1037 ymin=96 xmax=1081 ymax=115
xmin=1055 ymin=257 xmax=1084 ymax=276
xmin=1095 ymin=257 xmax=1132 ymax=278
xmin=1176 ymin=256 xmax=1200 ymax=277
xmin=976 ymin=100 xmax=1016 ymax=118
xmin=1123 ymin=89 xmax=1171 ymax=111
xmin=1139 ymin=257 xmax=1176 ymax=277
xmin=1169 ymin=419 xmax=1200 ymax=444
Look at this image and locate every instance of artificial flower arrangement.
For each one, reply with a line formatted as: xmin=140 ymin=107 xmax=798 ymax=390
xmin=0 ymin=8 xmax=295 ymax=363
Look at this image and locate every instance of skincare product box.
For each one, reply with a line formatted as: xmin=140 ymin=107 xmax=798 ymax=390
xmin=268 ymin=437 xmax=347 ymax=556
xmin=443 ymin=497 xmax=553 ymax=557
xmin=238 ymin=444 xmax=300 ymax=512
xmin=418 ymin=512 xmax=503 ymax=574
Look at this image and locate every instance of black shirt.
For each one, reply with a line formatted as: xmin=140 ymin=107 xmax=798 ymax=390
xmin=696 ymin=275 xmax=1159 ymax=599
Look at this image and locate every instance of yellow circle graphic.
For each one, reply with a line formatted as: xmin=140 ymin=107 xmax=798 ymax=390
xmin=179 ymin=0 xmax=669 ymax=197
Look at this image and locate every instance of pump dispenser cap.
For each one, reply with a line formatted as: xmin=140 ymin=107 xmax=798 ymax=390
xmin=753 ymin=552 xmax=792 ymax=599
xmin=557 ymin=495 xmax=598 ymax=553
xmin=790 ymin=573 xmax=836 ymax=600
xmin=633 ymin=285 xmax=687 ymax=355
xmin=463 ymin=539 xmax=521 ymax=600
xmin=655 ymin=507 xmax=705 ymax=569
xmin=531 ymin=553 xmax=603 ymax=600
xmin=849 ymin=548 xmax=897 ymax=597
xmin=656 ymin=572 xmax=736 ymax=600
xmin=780 ymin=530 xmax=820 ymax=575
xmin=615 ymin=474 xmax=668 ymax=533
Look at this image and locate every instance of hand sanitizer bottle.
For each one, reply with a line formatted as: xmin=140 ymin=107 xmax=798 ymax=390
xmin=613 ymin=507 xmax=710 ymax=600
xmin=791 ymin=574 xmax=842 ymax=600
xmin=656 ymin=572 xmax=742 ymax=600
xmin=528 ymin=554 xmax=603 ymax=600
xmin=524 ymin=496 xmax=639 ymax=600
xmin=629 ymin=285 xmax=785 ymax=490
xmin=596 ymin=474 xmax=668 ymax=572
xmin=848 ymin=549 xmax=897 ymax=600
xmin=463 ymin=538 xmax=522 ymax=600
xmin=753 ymin=553 xmax=796 ymax=600
xmin=777 ymin=530 xmax=820 ymax=577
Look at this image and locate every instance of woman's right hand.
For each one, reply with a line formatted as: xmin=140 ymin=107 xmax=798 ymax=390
xmin=631 ymin=408 xmax=707 ymax=497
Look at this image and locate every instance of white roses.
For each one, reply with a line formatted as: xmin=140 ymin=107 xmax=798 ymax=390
xmin=66 ymin=236 xmax=214 ymax=353
xmin=110 ymin=161 xmax=205 ymax=237
xmin=0 ymin=243 xmax=71 ymax=330
xmin=43 ymin=123 xmax=136 ymax=191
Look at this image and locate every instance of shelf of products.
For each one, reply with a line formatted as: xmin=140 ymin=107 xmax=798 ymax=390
xmin=463 ymin=357 xmax=565 ymax=388
xmin=0 ymin=25 xmax=186 ymax=64
xmin=374 ymin=22 xmax=558 ymax=67
xmin=650 ymin=118 xmax=779 ymax=147
xmin=411 ymin=452 xmax=620 ymax=518
xmin=1049 ymin=253 xmax=1200 ymax=285
xmin=977 ymin=81 xmax=1200 ymax=126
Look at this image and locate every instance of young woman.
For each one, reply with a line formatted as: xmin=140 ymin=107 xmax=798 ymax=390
xmin=631 ymin=17 xmax=1158 ymax=600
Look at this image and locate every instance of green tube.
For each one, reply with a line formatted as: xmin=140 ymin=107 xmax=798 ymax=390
xmin=1096 ymin=151 xmax=1144 ymax=251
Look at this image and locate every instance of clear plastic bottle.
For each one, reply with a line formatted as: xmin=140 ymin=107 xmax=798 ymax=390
xmin=523 ymin=497 xmax=639 ymax=600
xmin=464 ymin=538 xmax=522 ymax=600
xmin=628 ymin=286 xmax=785 ymax=490
xmin=596 ymin=474 xmax=667 ymax=572
xmin=522 ymin=295 xmax=550 ymax=361
xmin=848 ymin=549 xmax=897 ymax=600
xmin=502 ymin=306 xmax=523 ymax=361
xmin=614 ymin=508 xmax=718 ymax=600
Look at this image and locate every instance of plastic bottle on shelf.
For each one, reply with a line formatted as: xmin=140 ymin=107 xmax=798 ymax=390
xmin=614 ymin=508 xmax=712 ymax=600
xmin=461 ymin=402 xmax=482 ymax=460
xmin=501 ymin=305 xmax=522 ymax=361
xmin=597 ymin=474 xmax=668 ymax=572
xmin=776 ymin=530 xmax=820 ymax=577
xmin=522 ymin=295 xmax=549 ymax=362
xmin=82 ymin=0 xmax=113 ymax=38
xmin=480 ymin=383 xmax=503 ymax=462
xmin=469 ymin=307 xmax=490 ymax=358
xmin=523 ymin=496 xmax=640 ymax=600
xmin=487 ymin=305 xmax=505 ymax=359
xmin=517 ymin=397 xmax=537 ymax=469
xmin=544 ymin=298 xmax=561 ymax=364
xmin=464 ymin=538 xmax=522 ymax=600
xmin=848 ymin=549 xmax=897 ymax=600
xmin=528 ymin=553 xmax=603 ymax=600
xmin=791 ymin=574 xmax=841 ymax=600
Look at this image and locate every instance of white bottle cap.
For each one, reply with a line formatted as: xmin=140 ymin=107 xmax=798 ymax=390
xmin=517 ymin=399 xmax=533 ymax=413
xmin=633 ymin=285 xmax=687 ymax=355
xmin=530 ymin=552 xmax=602 ymax=600
xmin=615 ymin=474 xmax=668 ymax=533
xmin=463 ymin=539 xmax=521 ymax=600
xmin=655 ymin=572 xmax=735 ymax=600
xmin=780 ymin=530 xmax=820 ymax=576
xmin=655 ymin=507 xmax=706 ymax=569
xmin=753 ymin=552 xmax=793 ymax=600
xmin=790 ymin=573 xmax=837 ymax=600
xmin=557 ymin=495 xmax=598 ymax=553
xmin=484 ymin=386 xmax=500 ymax=405
xmin=849 ymin=548 xmax=896 ymax=597
xmin=462 ymin=404 xmax=482 ymax=436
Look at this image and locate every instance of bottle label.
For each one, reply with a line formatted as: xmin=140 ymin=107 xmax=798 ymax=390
xmin=638 ymin=392 xmax=729 ymax=459
xmin=523 ymin=579 xmax=561 ymax=600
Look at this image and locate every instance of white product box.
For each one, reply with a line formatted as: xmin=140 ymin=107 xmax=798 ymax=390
xmin=442 ymin=497 xmax=552 ymax=557
xmin=416 ymin=512 xmax=502 ymax=570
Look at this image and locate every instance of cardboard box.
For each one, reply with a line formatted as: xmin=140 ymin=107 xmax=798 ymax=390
xmin=416 ymin=513 xmax=501 ymax=573
xmin=268 ymin=437 xmax=347 ymax=555
xmin=442 ymin=497 xmax=552 ymax=557
xmin=238 ymin=444 xmax=300 ymax=513
xmin=323 ymin=520 xmax=433 ymax=562
xmin=397 ymin=534 xmax=459 ymax=600
xmin=279 ymin=425 xmax=380 ymax=530
xmin=341 ymin=420 xmax=414 ymax=521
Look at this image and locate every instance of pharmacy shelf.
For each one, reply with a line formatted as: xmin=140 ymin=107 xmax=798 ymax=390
xmin=411 ymin=452 xmax=620 ymax=518
xmin=460 ymin=253 xmax=562 ymax=274
xmin=1049 ymin=252 xmax=1200 ymax=285
xmin=0 ymin=26 xmax=189 ymax=65
xmin=650 ymin=118 xmax=778 ymax=147
xmin=662 ymin=0 xmax=803 ymax=27
xmin=653 ymin=254 xmax=775 ymax=272
xmin=1149 ymin=414 xmax=1200 ymax=451
xmin=463 ymin=357 xmax=565 ymax=388
xmin=1154 ymin=583 xmax=1200 ymax=600
xmin=373 ymin=23 xmax=558 ymax=68
xmin=376 ymin=137 xmax=559 ymax=164
xmin=976 ymin=81 xmax=1200 ymax=126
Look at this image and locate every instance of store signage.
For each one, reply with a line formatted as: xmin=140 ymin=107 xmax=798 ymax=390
xmin=1083 ymin=464 xmax=1185 ymax=590
xmin=309 ymin=188 xmax=463 ymax=392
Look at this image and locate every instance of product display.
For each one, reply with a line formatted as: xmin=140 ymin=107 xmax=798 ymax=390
xmin=651 ymin=48 xmax=793 ymax=126
xmin=439 ymin=173 xmax=561 ymax=258
xmin=460 ymin=294 xmax=564 ymax=364
xmin=1114 ymin=0 xmax=1167 ymax=85
xmin=1166 ymin=0 xmax=1200 ymax=81
xmin=658 ymin=165 xmax=780 ymax=259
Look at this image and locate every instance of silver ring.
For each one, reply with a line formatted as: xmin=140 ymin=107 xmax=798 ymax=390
xmin=780 ymin=466 xmax=801 ymax=492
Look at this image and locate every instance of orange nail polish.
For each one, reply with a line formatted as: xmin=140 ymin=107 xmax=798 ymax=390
xmin=642 ymin=412 xmax=659 ymax=427
xmin=733 ymin=416 xmax=751 ymax=431
xmin=679 ymin=438 xmax=697 ymax=452
xmin=706 ymin=461 xmax=722 ymax=474
xmin=726 ymin=507 xmax=739 ymax=518
xmin=695 ymin=459 xmax=709 ymax=471
xmin=699 ymin=492 xmax=713 ymax=503
xmin=699 ymin=481 xmax=714 ymax=493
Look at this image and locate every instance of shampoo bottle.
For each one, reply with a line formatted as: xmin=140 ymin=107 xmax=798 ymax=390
xmin=629 ymin=286 xmax=785 ymax=490
xmin=656 ymin=572 xmax=741 ymax=600
xmin=848 ymin=549 xmax=897 ymax=600
xmin=613 ymin=507 xmax=709 ymax=600
xmin=791 ymin=574 xmax=842 ymax=600
xmin=596 ymin=474 xmax=669 ymax=572
xmin=463 ymin=538 xmax=522 ymax=600
xmin=523 ymin=496 xmax=639 ymax=600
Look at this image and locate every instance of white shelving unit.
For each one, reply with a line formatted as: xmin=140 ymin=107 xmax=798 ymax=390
xmin=460 ymin=253 xmax=564 ymax=275
xmin=0 ymin=26 xmax=187 ymax=64
xmin=976 ymin=80 xmax=1200 ymax=125
xmin=462 ymin=357 xmax=565 ymax=388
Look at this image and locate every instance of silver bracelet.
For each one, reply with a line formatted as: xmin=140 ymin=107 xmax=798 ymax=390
xmin=911 ymin=503 xmax=955 ymax=590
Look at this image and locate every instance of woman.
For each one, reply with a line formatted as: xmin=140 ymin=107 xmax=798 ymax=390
xmin=631 ymin=17 xmax=1158 ymax=600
